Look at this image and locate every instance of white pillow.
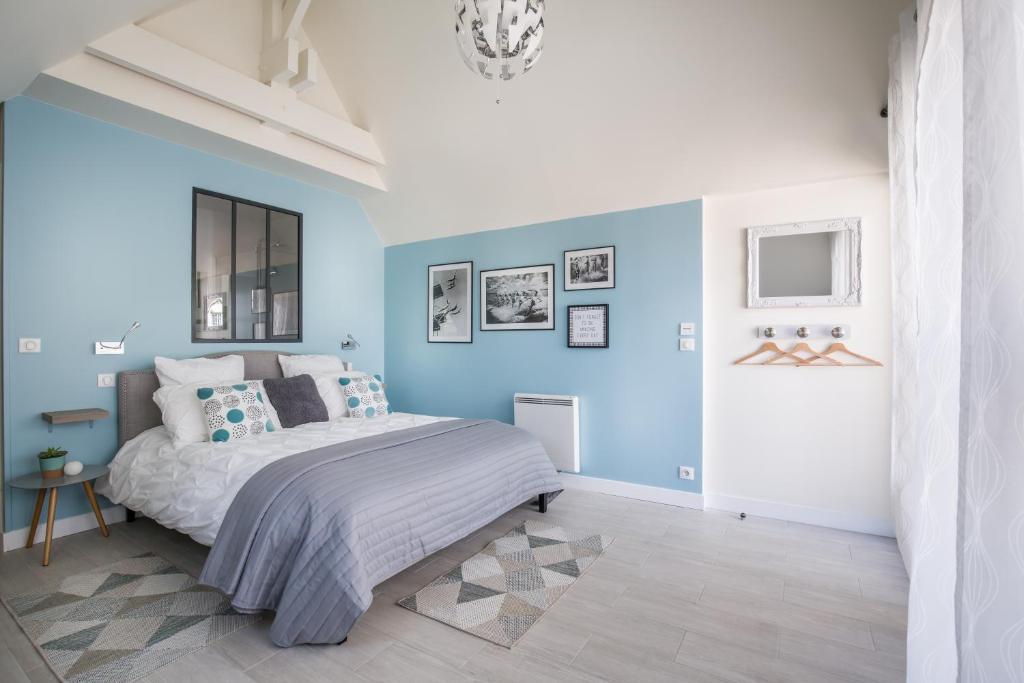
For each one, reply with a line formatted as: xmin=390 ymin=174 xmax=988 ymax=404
xmin=154 ymin=355 xmax=244 ymax=388
xmin=155 ymin=380 xmax=282 ymax=447
xmin=278 ymin=354 xmax=348 ymax=378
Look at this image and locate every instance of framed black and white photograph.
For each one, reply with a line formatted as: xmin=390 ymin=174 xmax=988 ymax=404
xmin=480 ymin=264 xmax=555 ymax=331
xmin=272 ymin=291 xmax=299 ymax=337
xmin=568 ymin=304 xmax=609 ymax=348
xmin=564 ymin=246 xmax=615 ymax=290
xmin=251 ymin=287 xmax=267 ymax=314
xmin=428 ymin=261 xmax=473 ymax=343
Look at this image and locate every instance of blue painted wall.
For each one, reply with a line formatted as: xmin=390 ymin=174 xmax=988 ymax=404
xmin=385 ymin=201 xmax=703 ymax=493
xmin=2 ymin=97 xmax=384 ymax=531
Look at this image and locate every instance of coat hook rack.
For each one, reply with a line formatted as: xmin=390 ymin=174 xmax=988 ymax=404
xmin=757 ymin=325 xmax=850 ymax=340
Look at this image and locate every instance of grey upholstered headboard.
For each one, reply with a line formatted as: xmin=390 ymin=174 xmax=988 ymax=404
xmin=117 ymin=351 xmax=295 ymax=448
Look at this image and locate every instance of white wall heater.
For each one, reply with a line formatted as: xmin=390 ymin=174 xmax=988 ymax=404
xmin=513 ymin=393 xmax=580 ymax=473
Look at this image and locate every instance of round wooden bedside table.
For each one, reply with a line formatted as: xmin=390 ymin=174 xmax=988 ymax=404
xmin=8 ymin=465 xmax=110 ymax=566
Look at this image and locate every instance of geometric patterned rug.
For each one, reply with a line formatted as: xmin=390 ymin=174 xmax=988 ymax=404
xmin=397 ymin=520 xmax=613 ymax=648
xmin=1 ymin=553 xmax=258 ymax=682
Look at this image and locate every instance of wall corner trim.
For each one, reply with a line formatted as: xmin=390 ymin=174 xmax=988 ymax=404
xmin=558 ymin=473 xmax=704 ymax=510
xmin=703 ymin=492 xmax=895 ymax=537
xmin=2 ymin=505 xmax=126 ymax=552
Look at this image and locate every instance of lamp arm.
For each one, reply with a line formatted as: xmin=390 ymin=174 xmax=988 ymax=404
xmin=99 ymin=322 xmax=142 ymax=350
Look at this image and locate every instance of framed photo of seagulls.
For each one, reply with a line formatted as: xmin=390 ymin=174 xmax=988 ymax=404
xmin=480 ymin=264 xmax=556 ymax=331
xmin=428 ymin=261 xmax=473 ymax=343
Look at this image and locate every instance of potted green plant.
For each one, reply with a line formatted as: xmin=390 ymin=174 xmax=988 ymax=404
xmin=38 ymin=447 xmax=68 ymax=479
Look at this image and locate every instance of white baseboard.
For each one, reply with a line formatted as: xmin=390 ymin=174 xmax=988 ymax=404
xmin=558 ymin=473 xmax=704 ymax=510
xmin=3 ymin=505 xmax=126 ymax=551
xmin=703 ymin=493 xmax=895 ymax=537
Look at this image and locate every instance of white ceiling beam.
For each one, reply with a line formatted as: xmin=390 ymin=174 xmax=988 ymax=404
xmin=263 ymin=0 xmax=282 ymax=46
xmin=290 ymin=48 xmax=319 ymax=92
xmin=280 ymin=0 xmax=313 ymax=40
xmin=261 ymin=37 xmax=299 ymax=84
xmin=32 ymin=54 xmax=386 ymax=193
xmin=85 ymin=24 xmax=384 ymax=165
xmin=264 ymin=0 xmax=313 ymax=43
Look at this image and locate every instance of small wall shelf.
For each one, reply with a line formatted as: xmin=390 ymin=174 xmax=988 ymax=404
xmin=41 ymin=408 xmax=110 ymax=433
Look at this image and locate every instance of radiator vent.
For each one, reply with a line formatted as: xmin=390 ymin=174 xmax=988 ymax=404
xmin=514 ymin=396 xmax=576 ymax=407
xmin=513 ymin=393 xmax=580 ymax=473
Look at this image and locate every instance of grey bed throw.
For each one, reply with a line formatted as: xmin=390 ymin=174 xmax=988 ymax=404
xmin=199 ymin=419 xmax=562 ymax=646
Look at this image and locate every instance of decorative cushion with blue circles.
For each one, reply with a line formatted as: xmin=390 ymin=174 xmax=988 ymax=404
xmin=196 ymin=381 xmax=277 ymax=442
xmin=338 ymin=373 xmax=391 ymax=418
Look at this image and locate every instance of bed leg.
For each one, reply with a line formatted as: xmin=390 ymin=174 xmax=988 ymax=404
xmin=538 ymin=493 xmax=548 ymax=514
xmin=126 ymin=509 xmax=136 ymax=523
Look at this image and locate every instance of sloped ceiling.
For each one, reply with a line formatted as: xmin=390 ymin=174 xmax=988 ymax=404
xmin=0 ymin=0 xmax=186 ymax=103
xmin=2 ymin=1 xmax=902 ymax=246
xmin=308 ymin=0 xmax=902 ymax=245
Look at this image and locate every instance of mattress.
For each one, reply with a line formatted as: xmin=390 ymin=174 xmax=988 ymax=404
xmin=95 ymin=413 xmax=450 ymax=545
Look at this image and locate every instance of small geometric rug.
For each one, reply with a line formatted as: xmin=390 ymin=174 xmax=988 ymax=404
xmin=1 ymin=553 xmax=259 ymax=682
xmin=397 ymin=520 xmax=613 ymax=648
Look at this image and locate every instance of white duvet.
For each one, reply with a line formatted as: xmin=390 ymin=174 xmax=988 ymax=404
xmin=96 ymin=413 xmax=450 ymax=546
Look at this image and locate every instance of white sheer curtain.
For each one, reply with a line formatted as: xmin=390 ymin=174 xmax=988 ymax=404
xmin=889 ymin=1 xmax=1024 ymax=681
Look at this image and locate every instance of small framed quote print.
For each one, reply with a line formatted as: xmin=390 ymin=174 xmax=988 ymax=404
xmin=567 ymin=304 xmax=609 ymax=348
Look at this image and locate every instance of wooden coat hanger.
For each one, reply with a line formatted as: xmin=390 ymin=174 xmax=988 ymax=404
xmin=734 ymin=341 xmax=805 ymax=365
xmin=786 ymin=341 xmax=841 ymax=366
xmin=819 ymin=342 xmax=882 ymax=366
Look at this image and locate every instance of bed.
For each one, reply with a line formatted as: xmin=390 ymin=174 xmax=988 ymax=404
xmin=96 ymin=351 xmax=563 ymax=646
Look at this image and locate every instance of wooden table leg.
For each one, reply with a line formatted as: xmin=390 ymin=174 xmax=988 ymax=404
xmin=25 ymin=490 xmax=46 ymax=549
xmin=82 ymin=481 xmax=109 ymax=538
xmin=42 ymin=488 xmax=58 ymax=567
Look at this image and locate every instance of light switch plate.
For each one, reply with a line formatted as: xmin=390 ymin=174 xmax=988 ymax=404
xmin=18 ymin=338 xmax=41 ymax=353
xmin=679 ymin=322 xmax=695 ymax=336
xmin=679 ymin=338 xmax=695 ymax=351
xmin=97 ymin=373 xmax=116 ymax=388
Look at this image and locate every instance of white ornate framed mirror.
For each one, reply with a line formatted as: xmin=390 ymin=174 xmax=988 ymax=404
xmin=747 ymin=217 xmax=862 ymax=308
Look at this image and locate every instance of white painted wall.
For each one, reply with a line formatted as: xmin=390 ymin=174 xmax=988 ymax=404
xmin=702 ymin=174 xmax=893 ymax=536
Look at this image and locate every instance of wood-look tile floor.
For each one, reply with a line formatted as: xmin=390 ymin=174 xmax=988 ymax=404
xmin=0 ymin=489 xmax=908 ymax=682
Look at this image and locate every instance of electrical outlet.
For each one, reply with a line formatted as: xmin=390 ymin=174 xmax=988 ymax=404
xmin=678 ymin=466 xmax=695 ymax=481
xmin=97 ymin=373 xmax=116 ymax=388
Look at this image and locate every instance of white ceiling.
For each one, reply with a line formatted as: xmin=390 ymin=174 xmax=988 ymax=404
xmin=2 ymin=1 xmax=902 ymax=246
xmin=307 ymin=0 xmax=902 ymax=245
xmin=0 ymin=0 xmax=185 ymax=103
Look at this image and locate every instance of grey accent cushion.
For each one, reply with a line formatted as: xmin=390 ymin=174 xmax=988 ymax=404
xmin=262 ymin=374 xmax=329 ymax=428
